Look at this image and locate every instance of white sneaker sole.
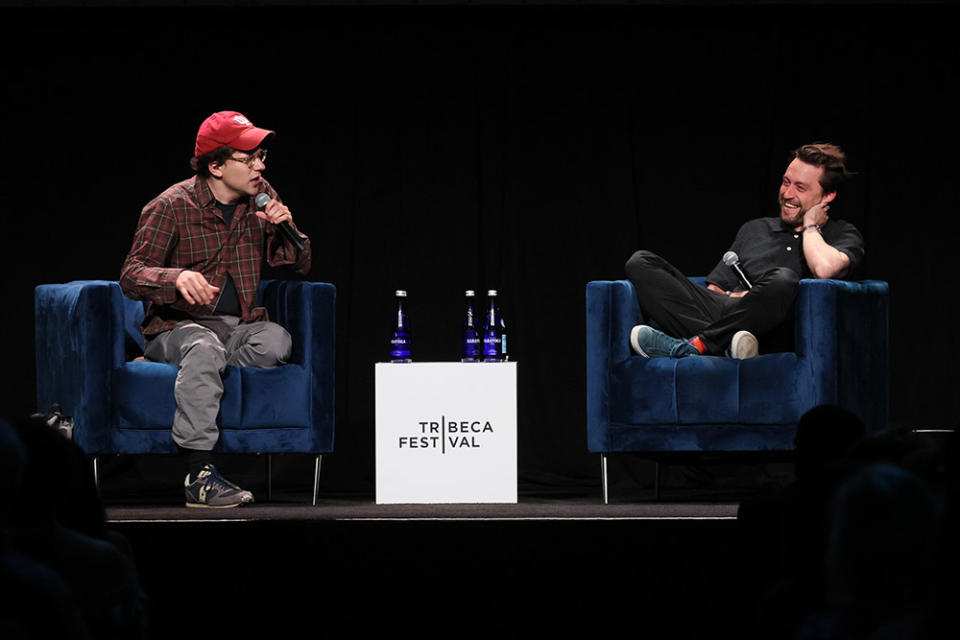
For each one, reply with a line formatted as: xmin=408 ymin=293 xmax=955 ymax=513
xmin=630 ymin=325 xmax=652 ymax=357
xmin=730 ymin=330 xmax=759 ymax=359
xmin=185 ymin=494 xmax=254 ymax=509
xmin=186 ymin=501 xmax=243 ymax=509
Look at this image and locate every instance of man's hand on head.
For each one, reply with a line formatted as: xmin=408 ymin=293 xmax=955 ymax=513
xmin=803 ymin=202 xmax=831 ymax=229
xmin=800 ymin=200 xmax=852 ymax=279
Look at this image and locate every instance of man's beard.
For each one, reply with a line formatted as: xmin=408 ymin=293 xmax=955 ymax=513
xmin=779 ymin=195 xmax=804 ymax=226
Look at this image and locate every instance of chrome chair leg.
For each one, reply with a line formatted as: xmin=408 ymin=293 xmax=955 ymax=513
xmin=92 ymin=455 xmax=100 ymax=492
xmin=601 ymin=454 xmax=609 ymax=505
xmin=313 ymin=455 xmax=322 ymax=506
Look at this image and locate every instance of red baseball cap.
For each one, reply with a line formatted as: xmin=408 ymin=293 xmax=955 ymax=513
xmin=194 ymin=111 xmax=275 ymax=157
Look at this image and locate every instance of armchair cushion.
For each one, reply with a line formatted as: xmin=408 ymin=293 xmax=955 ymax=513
xmin=610 ymin=353 xmax=810 ymax=426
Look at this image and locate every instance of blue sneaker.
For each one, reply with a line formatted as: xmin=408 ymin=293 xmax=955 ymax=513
xmin=629 ymin=325 xmax=700 ymax=358
xmin=184 ymin=464 xmax=255 ymax=508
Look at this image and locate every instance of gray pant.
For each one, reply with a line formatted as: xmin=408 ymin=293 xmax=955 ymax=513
xmin=144 ymin=316 xmax=292 ymax=450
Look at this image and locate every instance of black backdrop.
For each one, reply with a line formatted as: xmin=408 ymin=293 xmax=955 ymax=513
xmin=2 ymin=1 xmax=957 ymax=496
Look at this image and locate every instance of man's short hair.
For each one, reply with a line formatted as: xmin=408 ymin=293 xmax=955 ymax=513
xmin=190 ymin=146 xmax=236 ymax=178
xmin=791 ymin=143 xmax=855 ymax=194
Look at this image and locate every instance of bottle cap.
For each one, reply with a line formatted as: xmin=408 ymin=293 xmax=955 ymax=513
xmin=488 ymin=289 xmax=497 ymax=296
xmin=465 ymin=290 xmax=475 ymax=296
xmin=395 ymin=290 xmax=407 ymax=297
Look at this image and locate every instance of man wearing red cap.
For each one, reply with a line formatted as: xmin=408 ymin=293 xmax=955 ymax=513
xmin=120 ymin=111 xmax=311 ymax=508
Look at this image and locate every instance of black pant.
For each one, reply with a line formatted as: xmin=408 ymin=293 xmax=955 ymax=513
xmin=624 ymin=250 xmax=799 ymax=354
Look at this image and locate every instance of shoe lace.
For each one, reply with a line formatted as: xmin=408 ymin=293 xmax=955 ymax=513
xmin=199 ymin=467 xmax=243 ymax=493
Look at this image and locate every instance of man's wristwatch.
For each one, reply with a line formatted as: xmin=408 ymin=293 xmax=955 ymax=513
xmin=803 ymin=224 xmax=822 ymax=233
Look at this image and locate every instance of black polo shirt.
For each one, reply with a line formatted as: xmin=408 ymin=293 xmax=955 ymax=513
xmin=705 ymin=216 xmax=865 ymax=292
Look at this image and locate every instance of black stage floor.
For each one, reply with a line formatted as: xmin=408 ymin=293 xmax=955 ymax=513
xmin=77 ymin=449 xmax=950 ymax=639
xmin=68 ymin=449 xmax=953 ymax=640
xmin=104 ymin=495 xmax=751 ymax=639
xmin=91 ymin=461 xmax=782 ymax=636
xmin=105 ymin=496 xmax=739 ymax=522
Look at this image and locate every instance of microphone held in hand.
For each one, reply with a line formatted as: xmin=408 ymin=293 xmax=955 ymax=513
xmin=255 ymin=193 xmax=306 ymax=252
xmin=723 ymin=251 xmax=752 ymax=290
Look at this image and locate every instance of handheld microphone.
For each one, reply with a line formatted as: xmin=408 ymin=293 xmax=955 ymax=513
xmin=723 ymin=251 xmax=752 ymax=290
xmin=256 ymin=193 xmax=306 ymax=252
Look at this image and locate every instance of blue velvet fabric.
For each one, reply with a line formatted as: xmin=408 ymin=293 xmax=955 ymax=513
xmin=34 ymin=280 xmax=336 ymax=455
xmin=586 ymin=278 xmax=888 ymax=454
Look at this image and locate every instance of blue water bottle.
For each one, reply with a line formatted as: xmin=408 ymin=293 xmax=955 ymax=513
xmin=462 ymin=290 xmax=481 ymax=362
xmin=483 ymin=289 xmax=502 ymax=362
xmin=500 ymin=314 xmax=508 ymax=362
xmin=390 ymin=290 xmax=412 ymax=362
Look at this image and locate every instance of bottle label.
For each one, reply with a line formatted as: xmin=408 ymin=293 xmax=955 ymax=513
xmin=483 ymin=333 xmax=501 ymax=360
xmin=391 ymin=334 xmax=411 ymax=359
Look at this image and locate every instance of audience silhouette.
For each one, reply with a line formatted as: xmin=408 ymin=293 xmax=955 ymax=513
xmin=0 ymin=414 xmax=149 ymax=638
xmin=737 ymin=404 xmax=949 ymax=639
xmin=4 ymin=402 xmax=953 ymax=638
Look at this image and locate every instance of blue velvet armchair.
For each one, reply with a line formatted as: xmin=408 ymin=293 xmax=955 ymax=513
xmin=34 ymin=279 xmax=335 ymax=504
xmin=586 ymin=278 xmax=888 ymax=502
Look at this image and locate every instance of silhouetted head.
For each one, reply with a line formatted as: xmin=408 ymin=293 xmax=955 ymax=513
xmin=825 ymin=463 xmax=941 ymax=616
xmin=794 ymin=404 xmax=866 ymax=481
xmin=9 ymin=415 xmax=105 ymax=537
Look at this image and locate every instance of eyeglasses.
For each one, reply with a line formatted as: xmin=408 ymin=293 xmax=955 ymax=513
xmin=227 ymin=149 xmax=268 ymax=167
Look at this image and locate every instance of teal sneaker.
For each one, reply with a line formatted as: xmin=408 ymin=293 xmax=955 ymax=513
xmin=184 ymin=464 xmax=255 ymax=508
xmin=629 ymin=325 xmax=700 ymax=358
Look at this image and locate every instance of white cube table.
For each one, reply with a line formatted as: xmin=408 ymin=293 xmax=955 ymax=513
xmin=375 ymin=362 xmax=517 ymax=504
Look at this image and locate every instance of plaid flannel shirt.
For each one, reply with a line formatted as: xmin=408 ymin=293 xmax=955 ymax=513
xmin=120 ymin=175 xmax=311 ymax=337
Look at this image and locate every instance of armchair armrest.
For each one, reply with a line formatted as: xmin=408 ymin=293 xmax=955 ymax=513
xmin=795 ymin=279 xmax=889 ymax=432
xmin=258 ymin=280 xmax=337 ymax=451
xmin=586 ymin=280 xmax=641 ymax=450
xmin=34 ymin=280 xmax=127 ymax=451
xmin=258 ymin=280 xmax=336 ymax=373
xmin=586 ymin=280 xmax=642 ymax=370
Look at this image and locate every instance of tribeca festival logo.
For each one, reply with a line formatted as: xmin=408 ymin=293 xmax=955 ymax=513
xmin=398 ymin=416 xmax=495 ymax=453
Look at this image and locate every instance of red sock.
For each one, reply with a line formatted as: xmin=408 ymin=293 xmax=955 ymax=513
xmin=689 ymin=336 xmax=707 ymax=354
